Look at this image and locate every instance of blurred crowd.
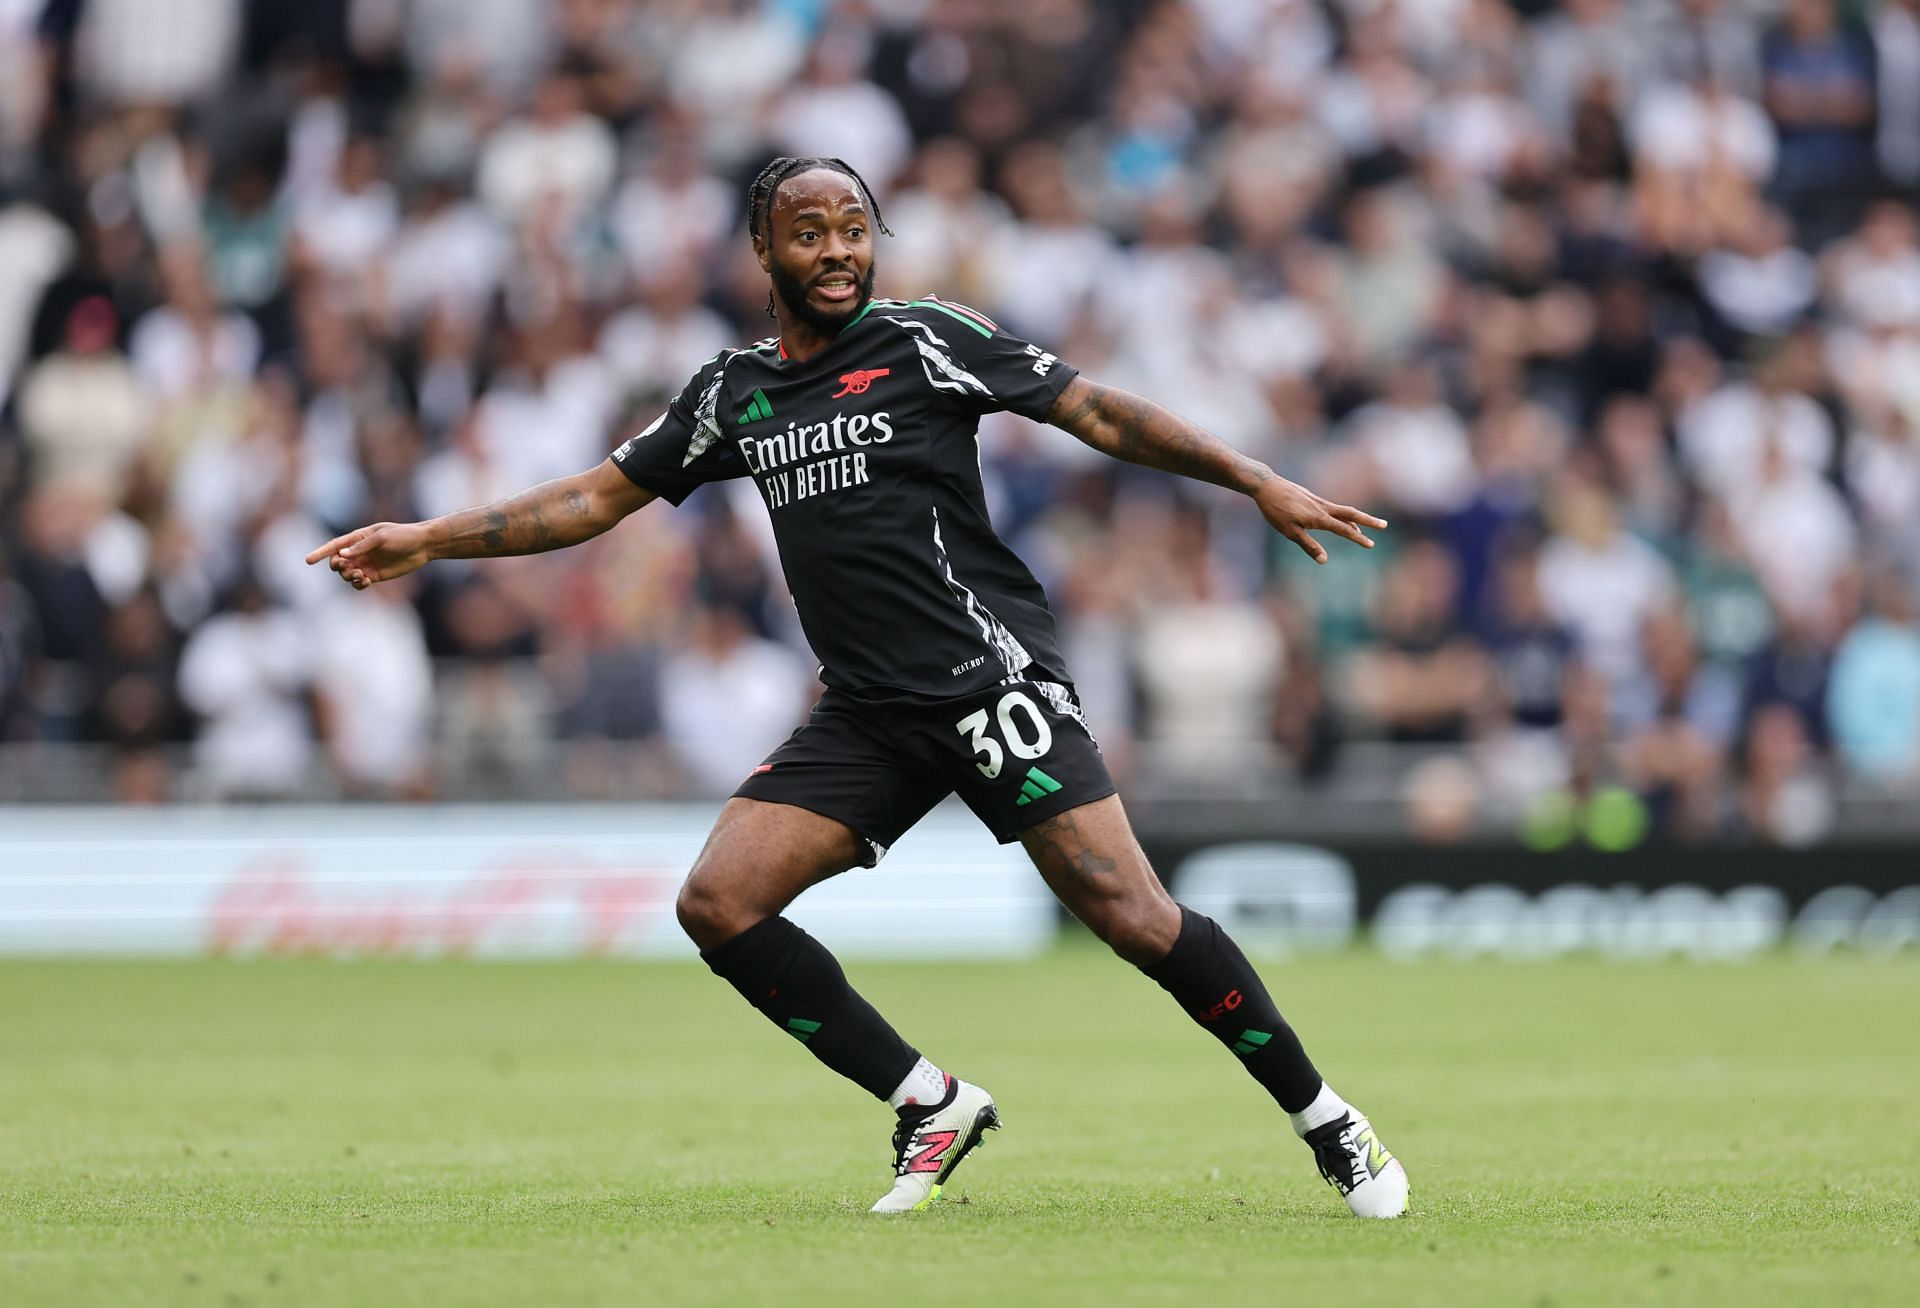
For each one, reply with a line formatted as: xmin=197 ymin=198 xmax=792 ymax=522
xmin=2 ymin=0 xmax=1919 ymax=845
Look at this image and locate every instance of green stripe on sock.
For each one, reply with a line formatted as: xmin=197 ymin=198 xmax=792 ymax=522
xmin=786 ymin=1018 xmax=820 ymax=1043
xmin=1231 ymin=1028 xmax=1272 ymax=1056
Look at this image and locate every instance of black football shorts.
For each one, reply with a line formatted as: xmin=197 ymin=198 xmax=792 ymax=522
xmin=733 ymin=678 xmax=1118 ymax=865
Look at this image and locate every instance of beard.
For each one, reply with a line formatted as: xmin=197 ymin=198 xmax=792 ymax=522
xmin=769 ymin=259 xmax=876 ymax=334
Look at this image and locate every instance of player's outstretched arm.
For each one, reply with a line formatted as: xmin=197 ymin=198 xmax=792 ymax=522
xmin=304 ymin=458 xmax=658 ymax=589
xmin=1045 ymin=375 xmax=1386 ymax=564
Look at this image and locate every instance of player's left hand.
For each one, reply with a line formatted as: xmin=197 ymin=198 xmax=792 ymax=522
xmin=1253 ymin=478 xmax=1387 ymax=564
xmin=305 ymin=521 xmax=434 ymax=589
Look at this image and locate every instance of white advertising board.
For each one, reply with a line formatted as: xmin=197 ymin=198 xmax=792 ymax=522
xmin=0 ymin=802 xmax=1057 ymax=958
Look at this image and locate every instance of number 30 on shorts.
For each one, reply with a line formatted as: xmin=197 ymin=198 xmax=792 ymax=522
xmin=955 ymin=689 xmax=1053 ymax=779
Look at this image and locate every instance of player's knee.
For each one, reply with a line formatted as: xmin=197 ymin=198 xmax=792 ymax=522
xmin=1090 ymin=894 xmax=1180 ymax=966
xmin=675 ymin=876 xmax=753 ymax=950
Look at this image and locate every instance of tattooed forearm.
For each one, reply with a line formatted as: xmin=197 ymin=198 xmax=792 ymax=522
xmin=479 ymin=508 xmax=509 ymax=552
xmin=1047 ymin=378 xmax=1273 ymax=494
xmin=437 ymin=474 xmax=612 ymax=559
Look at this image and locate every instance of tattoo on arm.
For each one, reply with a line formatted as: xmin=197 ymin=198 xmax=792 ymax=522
xmin=1051 ymin=384 xmax=1101 ymax=432
xmin=441 ymin=476 xmax=609 ymax=559
xmin=1049 ymin=378 xmax=1273 ymax=494
xmin=479 ymin=508 xmax=509 ymax=553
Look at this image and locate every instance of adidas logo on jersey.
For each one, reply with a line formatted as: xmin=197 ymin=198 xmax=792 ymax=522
xmin=736 ymin=388 xmax=775 ymax=424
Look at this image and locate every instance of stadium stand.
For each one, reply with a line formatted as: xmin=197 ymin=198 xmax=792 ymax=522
xmin=1 ymin=0 xmax=1916 ymax=846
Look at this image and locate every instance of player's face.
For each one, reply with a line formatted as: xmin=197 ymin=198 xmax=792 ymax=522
xmin=760 ymin=169 xmax=876 ymax=333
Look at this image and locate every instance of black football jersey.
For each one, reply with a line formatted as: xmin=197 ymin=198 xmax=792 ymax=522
xmin=611 ymin=296 xmax=1079 ymax=700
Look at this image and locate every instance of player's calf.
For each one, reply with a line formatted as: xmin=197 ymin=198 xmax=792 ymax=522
xmin=1139 ymin=906 xmax=1326 ymax=1109
xmin=700 ymin=915 xmax=924 ymax=1099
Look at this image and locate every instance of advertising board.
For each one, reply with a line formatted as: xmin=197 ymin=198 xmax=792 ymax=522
xmin=0 ymin=802 xmax=1054 ymax=958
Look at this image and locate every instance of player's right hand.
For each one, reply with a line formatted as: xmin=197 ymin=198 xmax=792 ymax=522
xmin=305 ymin=522 xmax=434 ymax=590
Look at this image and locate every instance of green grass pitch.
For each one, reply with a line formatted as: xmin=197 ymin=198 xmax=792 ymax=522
xmin=2 ymin=949 xmax=1915 ymax=1307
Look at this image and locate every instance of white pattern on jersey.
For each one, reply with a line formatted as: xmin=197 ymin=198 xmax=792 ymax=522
xmin=680 ymin=337 xmax=784 ymax=466
xmin=931 ymin=506 xmax=1030 ymax=679
xmin=682 ymin=361 xmax=731 ymax=466
xmin=887 ymin=316 xmax=993 ymax=398
xmin=1031 ymin=679 xmax=1095 ymax=740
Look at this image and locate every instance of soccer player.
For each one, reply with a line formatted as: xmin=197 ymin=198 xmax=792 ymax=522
xmin=308 ymin=156 xmax=1409 ymax=1218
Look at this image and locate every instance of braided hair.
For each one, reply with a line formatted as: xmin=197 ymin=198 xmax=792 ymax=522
xmin=746 ymin=156 xmax=891 ymax=318
xmin=747 ymin=155 xmax=892 ymax=245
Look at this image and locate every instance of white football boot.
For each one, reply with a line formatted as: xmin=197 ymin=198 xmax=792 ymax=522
xmin=869 ymin=1077 xmax=1000 ymax=1214
xmin=1303 ymin=1110 xmax=1409 ymax=1218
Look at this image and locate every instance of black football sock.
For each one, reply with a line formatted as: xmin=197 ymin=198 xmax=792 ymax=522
xmin=1139 ymin=906 xmax=1324 ymax=1113
xmin=700 ymin=915 xmax=920 ymax=1102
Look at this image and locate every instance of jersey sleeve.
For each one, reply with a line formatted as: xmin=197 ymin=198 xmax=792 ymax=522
xmin=608 ymin=354 xmax=748 ymax=505
xmin=898 ymin=297 xmax=1078 ymax=421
